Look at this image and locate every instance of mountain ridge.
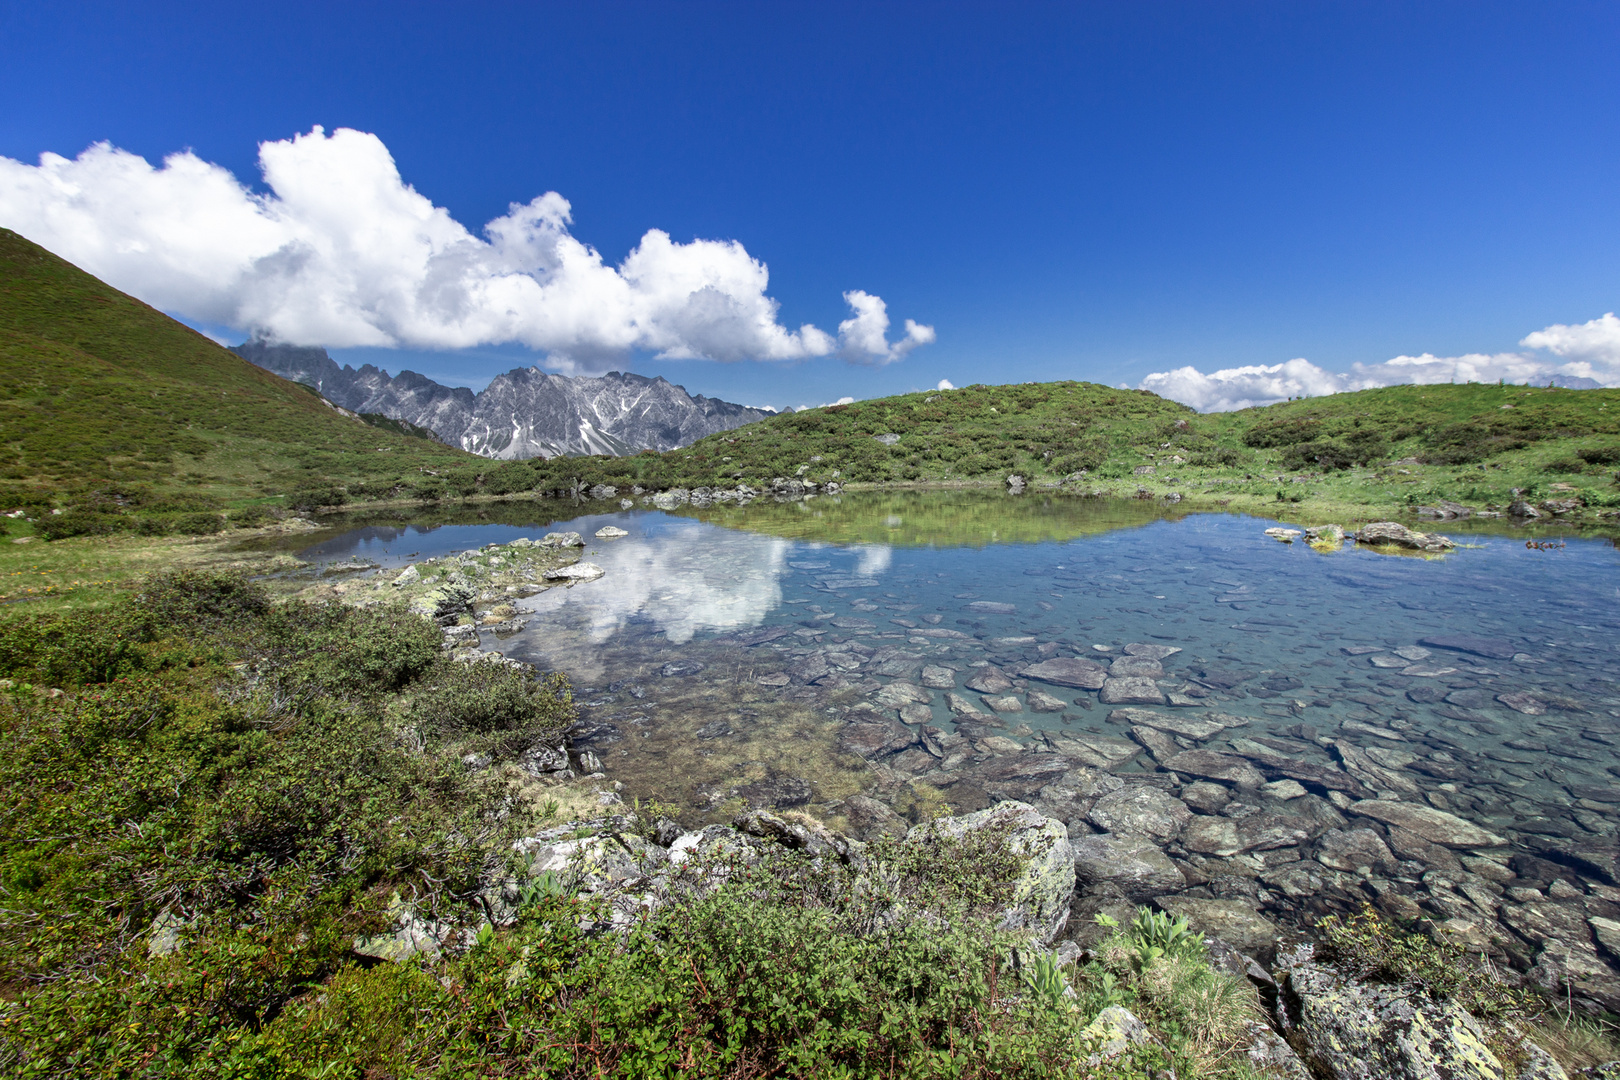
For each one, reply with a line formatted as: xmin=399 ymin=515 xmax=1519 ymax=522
xmin=233 ymin=340 xmax=774 ymax=459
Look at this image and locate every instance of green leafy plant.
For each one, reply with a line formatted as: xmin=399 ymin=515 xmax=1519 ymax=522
xmin=1129 ymin=907 xmax=1203 ymax=968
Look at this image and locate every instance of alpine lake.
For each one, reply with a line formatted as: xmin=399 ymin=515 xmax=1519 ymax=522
xmin=264 ymin=490 xmax=1620 ymax=1002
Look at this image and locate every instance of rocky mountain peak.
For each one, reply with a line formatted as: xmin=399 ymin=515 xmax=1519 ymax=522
xmin=232 ymin=342 xmax=772 ymax=459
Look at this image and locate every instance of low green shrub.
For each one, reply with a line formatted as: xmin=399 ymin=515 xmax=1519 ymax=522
xmin=34 ymin=507 xmax=126 ymax=540
xmin=1315 ymin=906 xmax=1535 ymax=1020
xmin=286 ymin=485 xmax=347 ymax=512
xmin=407 ymin=659 xmax=574 ymax=737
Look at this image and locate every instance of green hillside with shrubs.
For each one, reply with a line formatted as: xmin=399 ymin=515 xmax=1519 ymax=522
xmin=0 ymin=228 xmax=476 ymax=537
xmin=513 ymin=377 xmax=1620 ymax=520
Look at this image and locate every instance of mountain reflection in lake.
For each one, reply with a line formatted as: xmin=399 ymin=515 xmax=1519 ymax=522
xmin=303 ymin=492 xmax=1620 ymax=1000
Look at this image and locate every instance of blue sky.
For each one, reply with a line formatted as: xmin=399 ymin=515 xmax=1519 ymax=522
xmin=2 ymin=1 xmax=1618 ymax=410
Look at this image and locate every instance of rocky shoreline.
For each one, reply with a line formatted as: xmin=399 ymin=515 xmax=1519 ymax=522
xmin=308 ymin=518 xmax=1620 ymax=1030
xmin=363 ymin=794 xmax=1611 ymax=1079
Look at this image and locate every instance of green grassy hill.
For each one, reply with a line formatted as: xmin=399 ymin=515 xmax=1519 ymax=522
xmin=513 ymin=377 xmax=1620 ymax=520
xmin=0 ymin=228 xmax=477 ymax=529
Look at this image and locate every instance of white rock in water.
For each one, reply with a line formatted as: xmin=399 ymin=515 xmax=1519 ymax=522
xmin=1264 ymin=528 xmax=1302 ymax=542
xmin=595 ymin=526 xmax=629 ymax=538
xmin=543 ymin=563 xmax=605 ymax=582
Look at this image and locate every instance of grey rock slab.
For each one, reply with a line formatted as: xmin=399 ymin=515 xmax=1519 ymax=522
xmin=1048 ymin=733 xmax=1142 ymax=769
xmin=1346 ymin=800 xmax=1508 ymax=848
xmin=1109 ymin=707 xmax=1225 ymax=740
xmin=1109 ymin=655 xmax=1165 ymax=679
xmin=1314 ymin=828 xmax=1400 ymax=873
xmin=964 ymin=669 xmax=1014 ymax=694
xmin=920 ymin=664 xmax=957 ymax=689
xmin=1130 ymin=724 xmax=1181 ymax=766
xmin=1020 ymin=657 xmax=1109 ymax=690
xmin=1163 ymin=750 xmax=1267 ymax=789
xmin=1181 ymin=814 xmax=1311 ymax=857
xmin=945 ymin=691 xmax=990 ymax=717
xmin=539 ymin=531 xmax=586 ymax=547
xmin=898 ymin=703 xmax=933 ymax=725
xmin=1385 ymin=826 xmax=1464 ymax=876
xmin=982 ymin=694 xmax=1024 ymax=713
xmin=1124 ymin=642 xmax=1183 ymax=661
xmin=1087 ymin=785 xmax=1192 ymax=842
xmin=872 ymin=681 xmax=932 ymax=708
xmin=1353 ymin=521 xmax=1456 ymax=552
xmin=1244 ymin=1021 xmax=1313 ymax=1080
xmin=1154 ymin=897 xmax=1278 ymax=957
xmin=1181 ymin=780 xmax=1232 ymax=814
xmin=1073 ymin=833 xmax=1188 ymax=898
xmin=1420 ymin=634 xmax=1520 ymax=661
xmin=965 ymin=600 xmax=1017 ymax=614
xmin=1026 ymin=689 xmax=1067 ymax=712
xmin=1099 ymin=676 xmax=1168 ymax=705
xmin=911 ymin=801 xmax=1073 ymax=944
xmin=1262 ymin=779 xmax=1308 ymax=800
xmin=543 ymin=562 xmax=605 ymax=582
xmin=1497 ymin=692 xmax=1548 ymax=716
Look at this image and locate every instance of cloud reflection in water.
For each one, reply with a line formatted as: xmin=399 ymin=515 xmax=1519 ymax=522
xmin=519 ymin=517 xmax=895 ymax=644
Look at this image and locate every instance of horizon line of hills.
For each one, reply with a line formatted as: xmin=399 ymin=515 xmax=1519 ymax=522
xmin=232 ymin=340 xmax=776 ymax=460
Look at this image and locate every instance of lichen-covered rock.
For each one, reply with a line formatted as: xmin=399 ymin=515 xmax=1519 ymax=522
xmin=408 ymin=580 xmax=476 ymax=621
xmin=539 ymin=531 xmax=586 ymax=547
xmin=354 ymin=894 xmax=457 ymax=962
xmin=1283 ymin=961 xmax=1569 ymax=1080
xmin=1082 ymin=1005 xmax=1156 ymax=1063
xmin=1245 ymin=1020 xmax=1313 ymax=1080
xmin=909 ymin=800 xmax=1073 ymax=944
xmin=1353 ymin=521 xmax=1455 ymax=553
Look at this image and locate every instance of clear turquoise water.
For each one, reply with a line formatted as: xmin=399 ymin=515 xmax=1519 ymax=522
xmin=300 ymin=498 xmax=1620 ymax=846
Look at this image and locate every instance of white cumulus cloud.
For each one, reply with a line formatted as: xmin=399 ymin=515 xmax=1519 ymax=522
xmin=1139 ymin=316 xmax=1620 ymax=412
xmin=0 ymin=127 xmax=933 ymax=372
xmin=936 ymin=378 xmax=955 ymax=390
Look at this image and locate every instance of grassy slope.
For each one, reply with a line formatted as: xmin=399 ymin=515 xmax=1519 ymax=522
xmin=604 ymin=379 xmax=1619 ymax=524
xmin=0 ymin=228 xmax=476 ymax=509
xmin=514 ymin=376 xmax=1619 ymax=525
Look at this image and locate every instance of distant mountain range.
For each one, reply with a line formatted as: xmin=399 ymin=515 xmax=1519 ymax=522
xmin=232 ymin=341 xmax=774 ymax=459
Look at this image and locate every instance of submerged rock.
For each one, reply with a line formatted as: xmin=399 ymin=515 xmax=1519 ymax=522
xmin=1086 ymin=785 xmax=1191 ymax=842
xmin=1154 ymin=897 xmax=1278 ymax=959
xmin=1346 ymin=800 xmax=1507 ymax=849
xmin=1099 ymin=676 xmax=1167 ymax=706
xmin=1073 ymin=833 xmax=1187 ymax=898
xmin=1019 ymin=656 xmax=1109 ymax=690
